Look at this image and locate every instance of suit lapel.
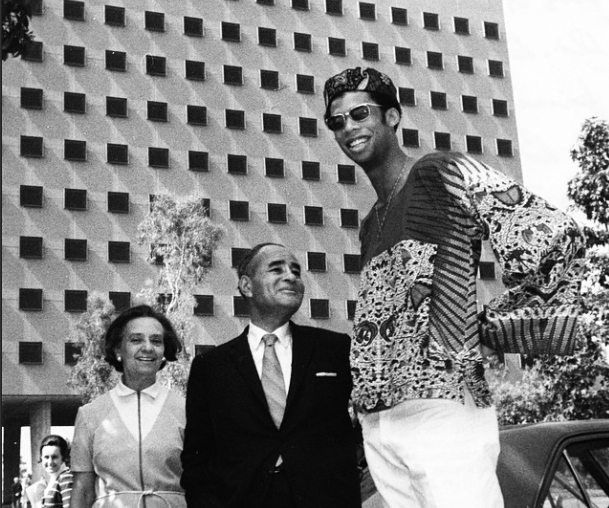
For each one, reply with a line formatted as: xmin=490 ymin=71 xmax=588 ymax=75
xmin=228 ymin=328 xmax=268 ymax=410
xmin=229 ymin=323 xmax=315 ymax=428
xmin=286 ymin=322 xmax=314 ymax=409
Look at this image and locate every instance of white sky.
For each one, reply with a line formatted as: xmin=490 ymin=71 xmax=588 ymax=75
xmin=502 ymin=0 xmax=609 ymax=216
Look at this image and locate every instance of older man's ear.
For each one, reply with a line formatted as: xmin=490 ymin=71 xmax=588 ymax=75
xmin=238 ymin=275 xmax=253 ymax=298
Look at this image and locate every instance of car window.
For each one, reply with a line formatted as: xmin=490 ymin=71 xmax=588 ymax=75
xmin=544 ymin=454 xmax=589 ymax=508
xmin=544 ymin=438 xmax=609 ymax=508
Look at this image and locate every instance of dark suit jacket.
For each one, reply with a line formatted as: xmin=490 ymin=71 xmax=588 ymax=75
xmin=180 ymin=322 xmax=361 ymax=508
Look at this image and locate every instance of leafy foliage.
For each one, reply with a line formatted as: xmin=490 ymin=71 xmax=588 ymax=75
xmin=488 ymin=365 xmax=554 ymax=425
xmin=490 ymin=117 xmax=609 ymax=424
xmin=138 ymin=194 xmax=224 ymax=315
xmin=2 ymin=0 xmax=34 ymax=61
xmin=567 ymin=117 xmax=609 ymax=228
xmin=66 ymin=293 xmax=118 ymax=404
xmin=490 ymin=332 xmax=609 ymax=425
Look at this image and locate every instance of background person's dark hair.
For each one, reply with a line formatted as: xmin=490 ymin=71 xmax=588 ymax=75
xmin=104 ymin=304 xmax=182 ymax=372
xmin=39 ymin=434 xmax=70 ymax=466
xmin=236 ymin=242 xmax=285 ymax=297
xmin=324 ymin=91 xmax=402 ymax=132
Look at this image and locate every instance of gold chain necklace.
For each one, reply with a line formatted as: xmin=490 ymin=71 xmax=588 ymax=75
xmin=375 ymin=165 xmax=407 ymax=240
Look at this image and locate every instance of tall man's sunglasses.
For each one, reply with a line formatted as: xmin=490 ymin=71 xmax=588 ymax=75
xmin=325 ymin=103 xmax=384 ymax=132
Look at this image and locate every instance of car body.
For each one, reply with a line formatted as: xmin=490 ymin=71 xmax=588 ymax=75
xmin=498 ymin=419 xmax=609 ymax=508
xmin=361 ymin=419 xmax=609 ymax=508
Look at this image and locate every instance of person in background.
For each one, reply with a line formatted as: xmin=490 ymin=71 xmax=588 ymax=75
xmin=181 ymin=243 xmax=361 ymax=508
xmin=322 ymin=66 xmax=585 ymax=508
xmin=12 ymin=476 xmax=23 ymax=508
xmin=22 ymin=436 xmax=73 ymax=508
xmin=21 ymin=475 xmax=32 ymax=508
xmin=70 ymin=305 xmax=186 ymax=508
xmin=39 ymin=435 xmax=73 ymax=508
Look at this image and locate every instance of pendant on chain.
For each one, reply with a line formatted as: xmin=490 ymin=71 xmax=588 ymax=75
xmin=375 ymin=166 xmax=407 ymax=240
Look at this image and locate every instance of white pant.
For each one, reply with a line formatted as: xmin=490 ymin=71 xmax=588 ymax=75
xmin=359 ymin=393 xmax=504 ymax=508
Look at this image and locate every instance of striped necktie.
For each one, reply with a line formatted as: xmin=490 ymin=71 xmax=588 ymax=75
xmin=261 ymin=333 xmax=286 ymax=428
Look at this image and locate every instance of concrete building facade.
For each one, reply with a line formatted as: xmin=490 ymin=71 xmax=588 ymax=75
xmin=2 ymin=0 xmax=519 ymax=499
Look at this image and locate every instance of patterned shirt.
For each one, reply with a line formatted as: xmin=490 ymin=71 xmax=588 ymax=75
xmin=352 ymin=152 xmax=585 ymax=412
xmin=42 ymin=467 xmax=72 ymax=508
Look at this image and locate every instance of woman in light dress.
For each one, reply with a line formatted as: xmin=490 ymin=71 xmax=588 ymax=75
xmin=70 ymin=305 xmax=186 ymax=508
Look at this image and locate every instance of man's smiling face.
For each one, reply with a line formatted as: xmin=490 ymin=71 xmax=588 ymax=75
xmin=244 ymin=244 xmax=305 ymax=318
xmin=329 ymin=91 xmax=395 ymax=167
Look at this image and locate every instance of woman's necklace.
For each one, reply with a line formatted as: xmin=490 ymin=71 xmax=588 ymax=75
xmin=375 ymin=165 xmax=407 ymax=240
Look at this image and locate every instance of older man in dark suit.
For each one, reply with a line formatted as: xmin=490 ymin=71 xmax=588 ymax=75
xmin=181 ymin=243 xmax=361 ymax=508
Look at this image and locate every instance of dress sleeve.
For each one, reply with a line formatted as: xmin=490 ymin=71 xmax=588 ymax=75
xmin=70 ymin=406 xmax=96 ymax=473
xmin=412 ymin=151 xmax=586 ymax=355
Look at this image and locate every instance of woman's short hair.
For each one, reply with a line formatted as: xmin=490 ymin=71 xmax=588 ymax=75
xmin=39 ymin=434 xmax=70 ymax=465
xmin=104 ymin=304 xmax=182 ymax=372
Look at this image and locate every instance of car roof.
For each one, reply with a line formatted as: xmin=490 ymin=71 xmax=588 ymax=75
xmin=497 ymin=419 xmax=609 ymax=508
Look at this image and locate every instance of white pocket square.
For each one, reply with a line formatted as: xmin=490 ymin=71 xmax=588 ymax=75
xmin=316 ymin=372 xmax=337 ymax=377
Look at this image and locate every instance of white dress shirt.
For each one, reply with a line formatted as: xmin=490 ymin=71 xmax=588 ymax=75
xmin=109 ymin=378 xmax=169 ymax=440
xmin=247 ymin=322 xmax=292 ymax=393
